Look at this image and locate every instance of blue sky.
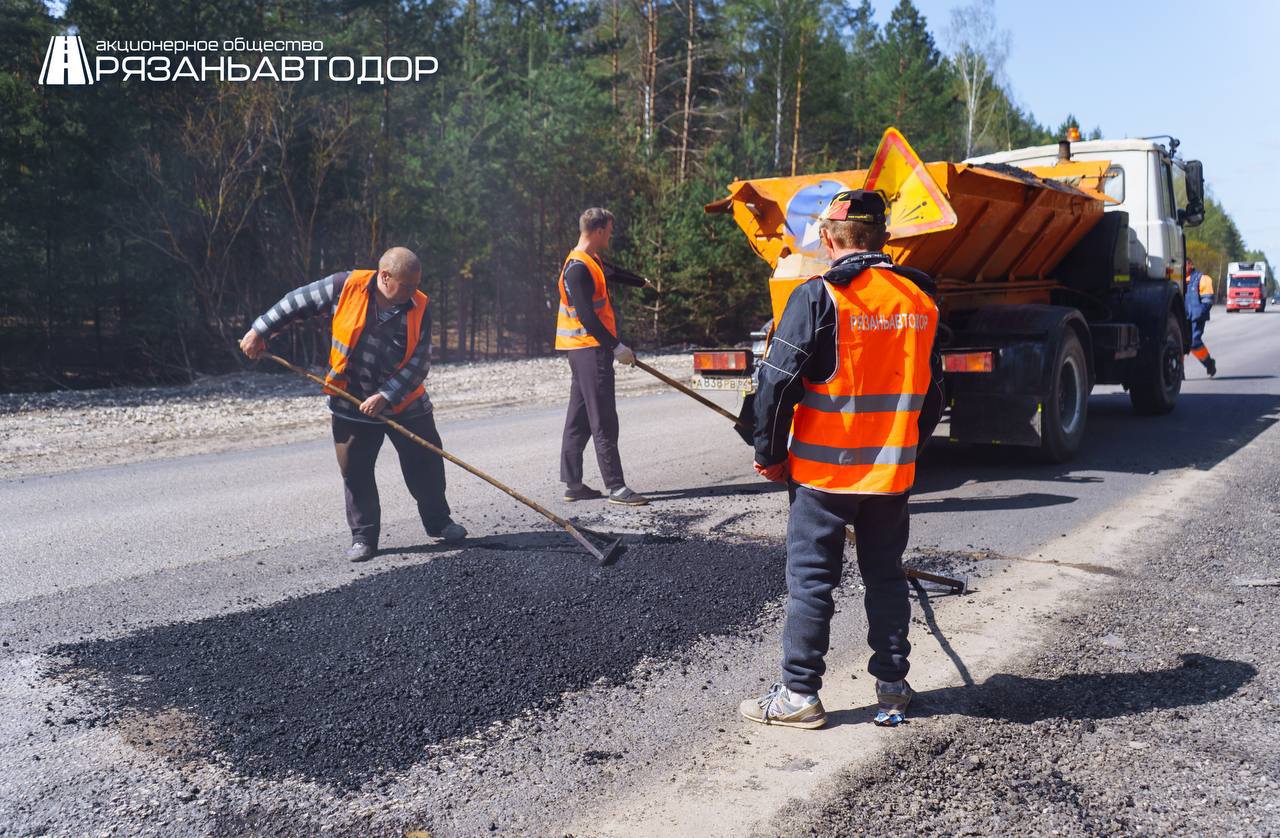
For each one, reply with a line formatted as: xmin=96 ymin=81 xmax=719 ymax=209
xmin=880 ymin=0 xmax=1280 ymax=262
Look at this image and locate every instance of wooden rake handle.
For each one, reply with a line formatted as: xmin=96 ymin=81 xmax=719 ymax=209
xmin=260 ymin=352 xmax=611 ymax=561
xmin=631 ymin=358 xmax=749 ymax=431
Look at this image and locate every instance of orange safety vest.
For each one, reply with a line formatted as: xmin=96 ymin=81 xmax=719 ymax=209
xmin=325 ymin=269 xmax=430 ymax=414
xmin=788 ymin=267 xmax=939 ymax=495
xmin=555 ymin=249 xmax=618 ymax=350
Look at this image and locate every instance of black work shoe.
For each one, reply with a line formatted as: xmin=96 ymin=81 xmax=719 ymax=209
xmin=1205 ymin=357 xmax=1217 ymax=378
xmin=607 ymin=486 xmax=649 ymax=506
xmin=427 ymin=521 xmax=468 ymax=542
xmin=563 ymin=484 xmax=604 ymax=502
xmin=346 ymin=542 xmax=377 ymax=562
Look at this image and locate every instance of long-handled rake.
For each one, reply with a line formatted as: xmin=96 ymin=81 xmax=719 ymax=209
xmin=631 ymin=358 xmax=755 ymax=445
xmin=262 ymin=352 xmax=625 ymax=565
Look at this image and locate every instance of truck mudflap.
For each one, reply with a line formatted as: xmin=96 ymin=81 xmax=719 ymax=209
xmin=950 ymin=390 xmax=1043 ymax=447
xmin=947 ymin=341 xmax=1048 ymax=447
xmin=944 ymin=304 xmax=1092 ymax=453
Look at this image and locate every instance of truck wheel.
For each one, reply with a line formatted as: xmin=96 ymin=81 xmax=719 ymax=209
xmin=1041 ymin=330 xmax=1088 ymax=463
xmin=1128 ymin=312 xmax=1183 ymax=416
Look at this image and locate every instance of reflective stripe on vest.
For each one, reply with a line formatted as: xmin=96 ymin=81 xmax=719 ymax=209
xmin=555 ymin=250 xmax=617 ymax=350
xmin=799 ymin=391 xmax=925 ymax=414
xmin=324 ymin=269 xmax=431 ymax=414
xmin=789 ymin=439 xmax=918 ymax=466
xmin=788 ymin=267 xmax=938 ymax=495
xmin=557 ymin=296 xmax=610 ymax=316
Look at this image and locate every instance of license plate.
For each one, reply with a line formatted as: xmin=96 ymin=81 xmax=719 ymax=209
xmin=691 ymin=375 xmax=754 ymax=392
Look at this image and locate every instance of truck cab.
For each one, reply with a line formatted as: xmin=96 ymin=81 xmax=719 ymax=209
xmin=1225 ymin=261 xmax=1268 ymax=313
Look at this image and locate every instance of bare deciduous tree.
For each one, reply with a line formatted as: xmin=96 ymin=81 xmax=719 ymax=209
xmin=947 ymin=0 xmax=1009 ymax=158
xmin=125 ymin=85 xmax=272 ymax=365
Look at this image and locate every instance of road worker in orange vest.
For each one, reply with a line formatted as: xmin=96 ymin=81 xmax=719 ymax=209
xmin=239 ymin=247 xmax=466 ymax=563
xmin=741 ymin=190 xmax=939 ymax=729
xmin=556 ymin=208 xmax=650 ymax=506
xmin=1184 ymin=257 xmax=1217 ymax=377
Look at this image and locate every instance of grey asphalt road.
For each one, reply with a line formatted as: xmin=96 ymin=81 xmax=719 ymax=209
xmin=1 ymin=308 xmax=1277 ymax=836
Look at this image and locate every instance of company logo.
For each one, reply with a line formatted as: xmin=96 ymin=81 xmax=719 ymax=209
xmin=39 ymin=35 xmax=95 ymax=85
xmin=850 ymin=312 xmax=930 ymax=332
xmin=36 ymin=36 xmax=437 ymax=86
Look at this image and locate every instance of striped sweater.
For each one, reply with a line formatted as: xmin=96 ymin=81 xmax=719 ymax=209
xmin=252 ymin=271 xmax=433 ymax=421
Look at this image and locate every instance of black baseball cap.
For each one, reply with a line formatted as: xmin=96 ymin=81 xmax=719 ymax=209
xmin=818 ymin=189 xmax=888 ymax=223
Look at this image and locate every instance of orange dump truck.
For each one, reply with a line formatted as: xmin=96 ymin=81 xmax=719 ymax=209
xmin=699 ymin=135 xmax=1207 ymax=461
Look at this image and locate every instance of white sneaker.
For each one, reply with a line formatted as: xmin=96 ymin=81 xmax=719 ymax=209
xmin=739 ymin=683 xmax=826 ymax=729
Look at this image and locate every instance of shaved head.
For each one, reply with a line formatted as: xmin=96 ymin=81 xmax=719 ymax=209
xmin=379 ymin=246 xmax=421 ymax=280
xmin=375 ymin=246 xmax=423 ymax=305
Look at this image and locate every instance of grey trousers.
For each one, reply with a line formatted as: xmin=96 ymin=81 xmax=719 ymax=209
xmin=782 ymin=484 xmax=912 ymax=694
xmin=559 ymin=346 xmax=625 ymax=491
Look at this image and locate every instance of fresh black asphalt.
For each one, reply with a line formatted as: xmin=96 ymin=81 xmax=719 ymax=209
xmin=55 ymin=534 xmax=785 ymax=788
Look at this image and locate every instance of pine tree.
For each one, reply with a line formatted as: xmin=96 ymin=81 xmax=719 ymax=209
xmin=866 ymin=0 xmax=957 ymax=160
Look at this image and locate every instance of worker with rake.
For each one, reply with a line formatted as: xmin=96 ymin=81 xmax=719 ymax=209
xmin=239 ymin=247 xmax=466 ymax=562
xmin=742 ymin=189 xmax=940 ymax=729
xmin=555 ymin=207 xmax=650 ymax=507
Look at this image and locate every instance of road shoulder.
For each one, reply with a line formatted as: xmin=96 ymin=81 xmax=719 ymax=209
xmin=780 ymin=406 xmax=1280 ymax=835
xmin=569 ymin=416 xmax=1276 ymax=836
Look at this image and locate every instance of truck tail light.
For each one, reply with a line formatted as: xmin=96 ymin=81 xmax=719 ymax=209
xmin=693 ymin=350 xmax=750 ymax=372
xmin=942 ymin=351 xmax=994 ymax=373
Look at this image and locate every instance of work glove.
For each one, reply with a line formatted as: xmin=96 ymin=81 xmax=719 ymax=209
xmin=613 ymin=344 xmax=637 ymax=366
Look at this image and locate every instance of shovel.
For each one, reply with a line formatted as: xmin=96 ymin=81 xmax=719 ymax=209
xmin=261 ymin=352 xmax=625 ymax=565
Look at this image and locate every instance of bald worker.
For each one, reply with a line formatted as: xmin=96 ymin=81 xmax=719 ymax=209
xmin=240 ymin=247 xmax=466 ymax=562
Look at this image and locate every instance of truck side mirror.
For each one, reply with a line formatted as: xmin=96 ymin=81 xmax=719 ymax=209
xmin=1183 ymin=160 xmax=1205 ymax=227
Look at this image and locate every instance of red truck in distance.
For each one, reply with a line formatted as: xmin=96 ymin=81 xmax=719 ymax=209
xmin=1225 ymin=261 xmax=1268 ymax=313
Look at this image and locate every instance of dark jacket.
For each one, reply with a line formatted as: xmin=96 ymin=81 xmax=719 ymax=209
xmin=1184 ymin=269 xmax=1214 ymax=321
xmin=753 ymin=251 xmax=940 ymax=467
xmin=562 ymin=258 xmax=647 ymax=350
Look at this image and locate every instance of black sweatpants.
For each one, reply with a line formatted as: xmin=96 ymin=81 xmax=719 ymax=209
xmin=331 ymin=411 xmax=452 ymax=545
xmin=559 ymin=346 xmax=625 ymax=491
xmin=782 ymin=484 xmax=912 ymax=694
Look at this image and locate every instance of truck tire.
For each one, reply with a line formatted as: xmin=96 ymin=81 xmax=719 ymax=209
xmin=1040 ymin=330 xmax=1088 ymax=463
xmin=1128 ymin=312 xmax=1183 ymax=415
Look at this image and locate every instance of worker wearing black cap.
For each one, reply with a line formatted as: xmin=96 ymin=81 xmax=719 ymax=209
xmin=740 ymin=189 xmax=942 ymax=729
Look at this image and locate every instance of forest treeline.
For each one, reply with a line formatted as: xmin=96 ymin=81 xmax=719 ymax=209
xmin=0 ymin=0 xmax=1265 ymax=390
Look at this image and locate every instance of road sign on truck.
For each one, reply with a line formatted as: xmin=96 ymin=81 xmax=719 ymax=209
xmin=699 ymin=128 xmax=1206 ymax=462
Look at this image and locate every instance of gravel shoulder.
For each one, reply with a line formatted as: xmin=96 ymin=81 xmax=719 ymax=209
xmin=0 ymin=352 xmax=699 ymax=479
xmin=782 ymin=407 xmax=1280 ymax=836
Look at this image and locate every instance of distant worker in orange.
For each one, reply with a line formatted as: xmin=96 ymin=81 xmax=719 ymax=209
xmin=740 ymin=190 xmax=939 ymax=730
xmin=1184 ymin=257 xmax=1217 ymax=377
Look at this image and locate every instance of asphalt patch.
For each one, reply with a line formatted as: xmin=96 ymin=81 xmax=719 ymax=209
xmin=54 ymin=533 xmax=784 ymax=788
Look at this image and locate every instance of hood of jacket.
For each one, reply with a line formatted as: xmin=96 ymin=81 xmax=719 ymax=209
xmin=822 ymin=251 xmax=893 ymax=286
